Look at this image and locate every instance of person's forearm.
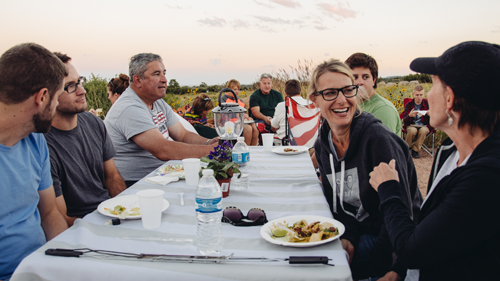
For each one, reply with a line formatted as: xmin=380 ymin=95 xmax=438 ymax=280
xmin=252 ymin=110 xmax=268 ymax=121
xmin=105 ymin=173 xmax=127 ymax=197
xmin=41 ymin=207 xmax=68 ymax=240
xmin=182 ymin=131 xmax=210 ymax=145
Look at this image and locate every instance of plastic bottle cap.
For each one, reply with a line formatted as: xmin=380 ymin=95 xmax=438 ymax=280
xmin=237 ymin=137 xmax=245 ymax=142
xmin=202 ymin=169 xmax=214 ymax=176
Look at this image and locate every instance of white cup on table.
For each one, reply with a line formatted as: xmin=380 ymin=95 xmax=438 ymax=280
xmin=262 ymin=133 xmax=274 ymax=152
xmin=137 ymin=189 xmax=164 ymax=229
xmin=183 ymin=158 xmax=201 ymax=186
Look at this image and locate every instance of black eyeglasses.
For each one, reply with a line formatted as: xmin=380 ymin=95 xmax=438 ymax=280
xmin=221 ymin=206 xmax=268 ymax=226
xmin=314 ymin=85 xmax=359 ymax=101
xmin=64 ymin=76 xmax=87 ymax=93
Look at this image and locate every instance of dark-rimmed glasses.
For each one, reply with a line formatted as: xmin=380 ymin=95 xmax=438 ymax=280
xmin=221 ymin=206 xmax=268 ymax=226
xmin=314 ymin=85 xmax=359 ymax=101
xmin=64 ymin=76 xmax=87 ymax=93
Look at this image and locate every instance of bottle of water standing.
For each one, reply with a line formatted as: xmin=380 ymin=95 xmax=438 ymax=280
xmin=195 ymin=169 xmax=223 ymax=255
xmin=232 ymin=136 xmax=250 ymax=168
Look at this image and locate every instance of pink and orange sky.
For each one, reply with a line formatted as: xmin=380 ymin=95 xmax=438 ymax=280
xmin=1 ymin=0 xmax=499 ymax=86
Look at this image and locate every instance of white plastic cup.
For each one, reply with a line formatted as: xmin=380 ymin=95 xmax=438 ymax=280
xmin=262 ymin=133 xmax=274 ymax=152
xmin=183 ymin=158 xmax=201 ymax=186
xmin=137 ymin=189 xmax=164 ymax=229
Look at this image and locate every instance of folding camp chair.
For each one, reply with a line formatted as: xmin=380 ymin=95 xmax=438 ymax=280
xmin=282 ymin=96 xmax=321 ymax=148
xmin=400 ymin=98 xmax=436 ymax=157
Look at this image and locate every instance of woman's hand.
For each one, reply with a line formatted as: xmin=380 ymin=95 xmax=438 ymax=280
xmin=369 ymin=159 xmax=399 ymax=192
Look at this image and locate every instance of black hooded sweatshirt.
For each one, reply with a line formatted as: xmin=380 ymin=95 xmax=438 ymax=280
xmin=314 ymin=111 xmax=422 ymax=278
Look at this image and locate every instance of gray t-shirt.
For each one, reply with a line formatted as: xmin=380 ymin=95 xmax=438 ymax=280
xmin=44 ymin=112 xmax=115 ymax=217
xmin=104 ymin=87 xmax=179 ymax=181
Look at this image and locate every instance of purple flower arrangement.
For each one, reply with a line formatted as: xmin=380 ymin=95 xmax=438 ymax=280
xmin=200 ymin=141 xmax=241 ymax=179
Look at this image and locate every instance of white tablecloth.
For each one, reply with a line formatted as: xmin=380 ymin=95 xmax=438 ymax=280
xmin=12 ymin=147 xmax=352 ymax=281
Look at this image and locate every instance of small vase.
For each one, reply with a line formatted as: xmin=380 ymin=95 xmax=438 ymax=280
xmin=217 ymin=177 xmax=232 ymax=198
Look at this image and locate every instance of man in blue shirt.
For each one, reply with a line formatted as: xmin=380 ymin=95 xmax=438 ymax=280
xmin=0 ymin=43 xmax=68 ymax=280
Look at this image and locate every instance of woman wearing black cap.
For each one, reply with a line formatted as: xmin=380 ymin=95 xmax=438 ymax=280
xmin=370 ymin=41 xmax=500 ymax=280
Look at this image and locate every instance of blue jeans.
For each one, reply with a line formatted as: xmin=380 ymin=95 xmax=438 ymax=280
xmin=351 ymin=234 xmax=382 ymax=280
xmin=352 ymin=233 xmax=378 ymax=263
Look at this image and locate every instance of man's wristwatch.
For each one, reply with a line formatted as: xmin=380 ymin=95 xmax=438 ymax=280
xmin=205 ymin=138 xmax=211 ymax=145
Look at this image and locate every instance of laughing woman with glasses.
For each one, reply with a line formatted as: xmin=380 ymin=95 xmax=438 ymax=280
xmin=309 ymin=59 xmax=422 ymax=280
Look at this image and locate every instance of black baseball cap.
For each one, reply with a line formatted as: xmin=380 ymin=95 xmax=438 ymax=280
xmin=410 ymin=41 xmax=500 ymax=110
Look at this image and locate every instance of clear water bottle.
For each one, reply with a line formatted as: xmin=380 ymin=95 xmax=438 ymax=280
xmin=232 ymin=136 xmax=250 ymax=168
xmin=195 ymin=169 xmax=223 ymax=255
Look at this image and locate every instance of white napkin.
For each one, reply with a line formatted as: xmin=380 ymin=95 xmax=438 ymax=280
xmin=145 ymin=176 xmax=179 ymax=186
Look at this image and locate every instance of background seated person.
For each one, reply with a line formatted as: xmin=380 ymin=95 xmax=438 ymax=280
xmin=104 ymin=53 xmax=218 ymax=186
xmin=249 ymin=73 xmax=283 ymax=133
xmin=222 ymin=79 xmax=259 ymax=145
xmin=88 ymin=74 xmax=129 ymax=116
xmin=403 ymin=85 xmax=433 ymax=159
xmin=271 ymin=79 xmax=310 ymax=142
xmin=107 ymin=74 xmax=130 ymax=105
xmin=183 ymin=93 xmax=218 ymax=139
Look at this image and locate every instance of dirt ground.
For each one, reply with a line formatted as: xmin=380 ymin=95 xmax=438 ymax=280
xmin=413 ymin=149 xmax=435 ymax=199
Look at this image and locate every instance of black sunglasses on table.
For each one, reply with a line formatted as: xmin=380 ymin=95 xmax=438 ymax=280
xmin=314 ymin=85 xmax=359 ymax=101
xmin=221 ymin=206 xmax=268 ymax=227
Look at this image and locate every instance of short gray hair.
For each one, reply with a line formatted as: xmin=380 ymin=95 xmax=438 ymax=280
xmin=129 ymin=53 xmax=162 ymax=82
xmin=260 ymin=73 xmax=273 ymax=81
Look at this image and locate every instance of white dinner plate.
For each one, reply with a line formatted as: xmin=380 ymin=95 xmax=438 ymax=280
xmin=260 ymin=215 xmax=345 ymax=247
xmin=156 ymin=164 xmax=185 ymax=179
xmin=271 ymin=146 xmax=309 ymax=155
xmin=97 ymin=194 xmax=169 ymax=219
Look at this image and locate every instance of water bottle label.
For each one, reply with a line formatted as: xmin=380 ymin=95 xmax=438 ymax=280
xmin=195 ymin=197 xmax=222 ymax=213
xmin=232 ymin=152 xmax=249 ymax=164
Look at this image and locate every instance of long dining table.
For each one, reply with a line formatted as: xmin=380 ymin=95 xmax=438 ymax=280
xmin=12 ymin=147 xmax=352 ymax=281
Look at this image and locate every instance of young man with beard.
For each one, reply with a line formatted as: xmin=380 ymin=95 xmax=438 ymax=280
xmin=0 ymin=43 xmax=68 ymax=280
xmin=44 ymin=53 xmax=126 ymax=226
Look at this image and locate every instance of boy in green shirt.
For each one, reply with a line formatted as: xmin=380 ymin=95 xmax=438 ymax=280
xmin=345 ymin=53 xmax=401 ymax=136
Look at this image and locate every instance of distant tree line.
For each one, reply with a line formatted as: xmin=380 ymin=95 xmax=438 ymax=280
xmin=166 ymin=79 xmax=253 ymax=95
xmin=378 ymin=73 xmax=432 ymax=84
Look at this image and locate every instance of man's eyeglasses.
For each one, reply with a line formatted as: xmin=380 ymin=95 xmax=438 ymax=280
xmin=64 ymin=76 xmax=87 ymax=93
xmin=221 ymin=206 xmax=268 ymax=226
xmin=314 ymin=85 xmax=359 ymax=101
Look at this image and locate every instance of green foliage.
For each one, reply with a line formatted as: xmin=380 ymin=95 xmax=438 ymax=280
xmin=84 ymin=73 xmax=111 ymax=118
xmin=401 ymin=73 xmax=432 ymax=83
xmin=169 ymin=79 xmax=180 ymax=88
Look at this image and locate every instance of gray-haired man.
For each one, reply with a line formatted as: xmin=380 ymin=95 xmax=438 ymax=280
xmin=105 ymin=53 xmax=218 ymax=186
xmin=249 ymin=73 xmax=283 ymax=133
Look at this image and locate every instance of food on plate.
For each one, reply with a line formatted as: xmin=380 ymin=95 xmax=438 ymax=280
xmin=284 ymin=148 xmax=298 ymax=152
xmin=269 ymin=219 xmax=339 ymax=243
xmin=158 ymin=165 xmax=184 ymax=175
xmin=104 ymin=205 xmax=141 ymax=217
